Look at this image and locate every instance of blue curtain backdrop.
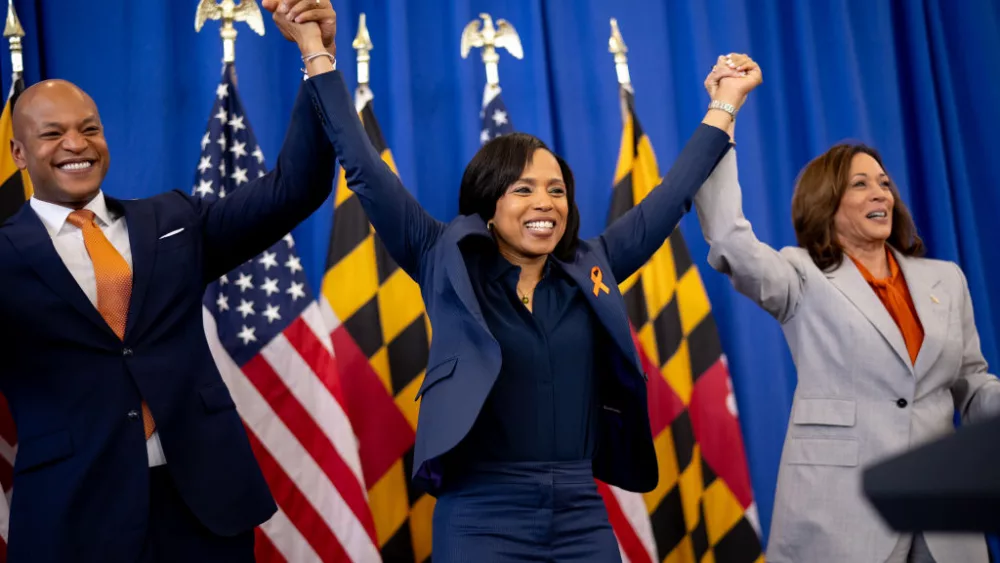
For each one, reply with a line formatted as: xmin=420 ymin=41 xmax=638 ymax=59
xmin=4 ymin=0 xmax=998 ymax=550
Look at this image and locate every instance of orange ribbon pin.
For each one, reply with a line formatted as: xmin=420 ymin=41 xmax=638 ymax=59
xmin=591 ymin=266 xmax=610 ymax=297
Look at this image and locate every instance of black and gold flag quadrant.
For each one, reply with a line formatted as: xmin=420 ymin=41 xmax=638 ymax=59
xmin=0 ymin=77 xmax=32 ymax=224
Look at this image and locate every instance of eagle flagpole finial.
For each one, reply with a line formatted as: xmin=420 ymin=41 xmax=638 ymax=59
xmin=460 ymin=13 xmax=522 ymax=87
xmin=195 ymin=0 xmax=265 ymax=65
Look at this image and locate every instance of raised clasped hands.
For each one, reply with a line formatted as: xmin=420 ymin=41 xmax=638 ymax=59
xmin=705 ymin=53 xmax=763 ymax=113
xmin=260 ymin=0 xmax=337 ymax=58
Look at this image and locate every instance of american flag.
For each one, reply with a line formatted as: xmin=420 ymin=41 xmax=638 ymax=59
xmin=479 ymin=83 xmax=513 ymax=144
xmin=195 ymin=64 xmax=379 ymax=562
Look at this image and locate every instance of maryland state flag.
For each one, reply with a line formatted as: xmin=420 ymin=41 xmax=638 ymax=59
xmin=0 ymin=77 xmax=32 ymax=223
xmin=600 ymin=88 xmax=764 ymax=563
xmin=320 ymin=86 xmax=434 ymax=562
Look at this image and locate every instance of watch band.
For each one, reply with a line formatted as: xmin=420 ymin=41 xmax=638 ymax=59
xmin=708 ymin=100 xmax=737 ymax=120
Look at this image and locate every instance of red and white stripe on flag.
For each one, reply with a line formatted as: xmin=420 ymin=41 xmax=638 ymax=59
xmin=601 ymin=483 xmax=659 ymax=563
xmin=204 ymin=302 xmax=381 ymax=562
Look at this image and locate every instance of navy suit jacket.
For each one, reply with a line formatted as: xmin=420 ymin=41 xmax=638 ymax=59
xmin=0 ymin=72 xmax=339 ymax=562
xmin=314 ymin=71 xmax=731 ymax=495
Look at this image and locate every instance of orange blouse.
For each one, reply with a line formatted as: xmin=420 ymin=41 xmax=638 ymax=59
xmin=849 ymin=250 xmax=924 ymax=365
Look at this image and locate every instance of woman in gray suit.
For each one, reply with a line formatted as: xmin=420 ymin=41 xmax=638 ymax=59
xmin=699 ymin=55 xmax=1000 ymax=563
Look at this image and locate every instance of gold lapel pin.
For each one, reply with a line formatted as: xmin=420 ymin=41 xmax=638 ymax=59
xmin=930 ymin=294 xmax=940 ymax=304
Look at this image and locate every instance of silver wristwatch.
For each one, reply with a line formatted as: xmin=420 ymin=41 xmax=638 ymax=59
xmin=708 ymin=100 xmax=737 ymax=120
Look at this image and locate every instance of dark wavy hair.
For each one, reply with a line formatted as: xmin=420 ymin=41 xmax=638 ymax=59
xmin=458 ymin=132 xmax=581 ymax=261
xmin=791 ymin=143 xmax=924 ymax=271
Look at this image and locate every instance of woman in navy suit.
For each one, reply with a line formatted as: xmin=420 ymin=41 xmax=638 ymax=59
xmin=308 ymin=32 xmax=762 ymax=561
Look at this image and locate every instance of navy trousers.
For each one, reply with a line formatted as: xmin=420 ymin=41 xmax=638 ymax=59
xmin=432 ymin=461 xmax=621 ymax=562
xmin=137 ymin=466 xmax=255 ymax=563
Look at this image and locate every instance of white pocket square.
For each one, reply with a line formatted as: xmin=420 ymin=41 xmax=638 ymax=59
xmin=159 ymin=228 xmax=185 ymax=240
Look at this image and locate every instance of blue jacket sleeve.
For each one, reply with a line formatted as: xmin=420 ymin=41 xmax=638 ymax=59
xmin=308 ymin=71 xmax=444 ymax=281
xmin=188 ymin=72 xmax=339 ymax=283
xmin=597 ymin=124 xmax=732 ymax=282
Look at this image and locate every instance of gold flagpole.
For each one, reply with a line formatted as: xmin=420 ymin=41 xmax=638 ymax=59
xmin=608 ymin=18 xmax=635 ymax=124
xmin=0 ymin=0 xmax=32 ymax=206
xmin=608 ymin=18 xmax=632 ymax=91
xmin=353 ymin=13 xmax=372 ymax=88
xmin=4 ymin=0 xmax=25 ymax=82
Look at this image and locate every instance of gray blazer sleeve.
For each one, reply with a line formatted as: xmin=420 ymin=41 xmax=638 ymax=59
xmin=693 ymin=149 xmax=806 ymax=323
xmin=949 ymin=262 xmax=1000 ymax=423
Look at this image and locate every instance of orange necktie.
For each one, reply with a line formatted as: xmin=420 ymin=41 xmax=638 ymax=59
xmin=67 ymin=209 xmax=156 ymax=439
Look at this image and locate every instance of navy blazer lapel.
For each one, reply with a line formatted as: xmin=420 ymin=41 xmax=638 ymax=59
xmin=111 ymin=197 xmax=157 ymax=340
xmin=442 ymin=215 xmax=492 ymax=334
xmin=3 ymin=204 xmax=117 ymax=339
xmin=557 ymin=255 xmax=644 ymax=379
xmin=893 ymin=251 xmax=948 ymax=375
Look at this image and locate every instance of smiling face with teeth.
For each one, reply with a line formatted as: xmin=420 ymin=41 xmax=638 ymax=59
xmin=11 ymin=80 xmax=109 ymax=208
xmin=833 ymin=153 xmax=895 ymax=253
xmin=792 ymin=143 xmax=924 ymax=272
xmin=459 ymin=133 xmax=581 ymax=265
xmin=489 ymin=148 xmax=569 ymax=264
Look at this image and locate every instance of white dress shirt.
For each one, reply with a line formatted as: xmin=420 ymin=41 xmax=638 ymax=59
xmin=30 ymin=193 xmax=167 ymax=467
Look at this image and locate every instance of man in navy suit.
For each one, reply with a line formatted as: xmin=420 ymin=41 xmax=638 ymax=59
xmin=0 ymin=2 xmax=338 ymax=561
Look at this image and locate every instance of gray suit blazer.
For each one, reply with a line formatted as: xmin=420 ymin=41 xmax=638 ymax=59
xmin=694 ymin=150 xmax=1000 ymax=563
